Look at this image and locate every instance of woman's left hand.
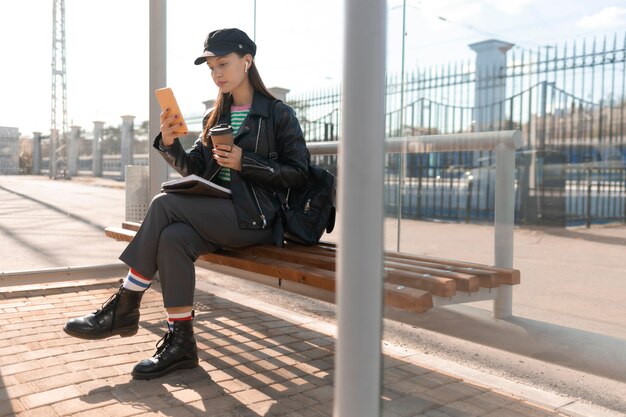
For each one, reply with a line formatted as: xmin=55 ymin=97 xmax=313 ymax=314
xmin=213 ymin=144 xmax=242 ymax=171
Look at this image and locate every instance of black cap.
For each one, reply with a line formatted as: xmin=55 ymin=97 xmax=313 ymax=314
xmin=194 ymin=28 xmax=256 ymax=65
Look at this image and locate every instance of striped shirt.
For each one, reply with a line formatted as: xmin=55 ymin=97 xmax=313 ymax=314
xmin=215 ymin=104 xmax=251 ymax=187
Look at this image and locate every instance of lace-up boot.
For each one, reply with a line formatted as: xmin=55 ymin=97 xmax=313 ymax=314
xmin=131 ymin=319 xmax=198 ymax=380
xmin=63 ymin=285 xmax=144 ymax=339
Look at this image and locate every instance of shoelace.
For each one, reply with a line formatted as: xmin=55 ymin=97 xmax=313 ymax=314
xmin=154 ymin=331 xmax=174 ymax=357
xmin=92 ymin=287 xmax=122 ymax=331
xmin=93 ymin=290 xmax=119 ymax=316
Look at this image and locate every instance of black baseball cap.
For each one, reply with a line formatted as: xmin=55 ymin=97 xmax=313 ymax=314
xmin=194 ymin=28 xmax=256 ymax=65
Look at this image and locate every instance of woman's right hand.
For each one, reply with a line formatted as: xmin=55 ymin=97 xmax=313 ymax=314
xmin=160 ymin=108 xmax=186 ymax=147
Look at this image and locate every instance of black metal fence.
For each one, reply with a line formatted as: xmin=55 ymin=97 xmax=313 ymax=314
xmin=288 ymin=34 xmax=626 ymax=227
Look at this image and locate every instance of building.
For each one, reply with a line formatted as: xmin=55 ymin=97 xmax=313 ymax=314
xmin=0 ymin=127 xmax=20 ymax=174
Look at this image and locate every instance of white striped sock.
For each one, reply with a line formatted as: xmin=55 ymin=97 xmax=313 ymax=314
xmin=122 ymin=268 xmax=151 ymax=292
xmin=167 ymin=311 xmax=193 ymax=331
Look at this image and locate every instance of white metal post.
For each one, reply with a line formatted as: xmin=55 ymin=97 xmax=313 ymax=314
xmin=92 ymin=121 xmax=104 ymax=177
xmin=149 ymin=0 xmax=168 ymax=197
xmin=120 ymin=115 xmax=135 ymax=180
xmin=68 ymin=125 xmax=80 ymax=177
xmin=32 ymin=132 xmax=41 ymax=175
xmin=335 ymin=0 xmax=386 ymax=416
xmin=493 ymin=135 xmax=518 ymax=319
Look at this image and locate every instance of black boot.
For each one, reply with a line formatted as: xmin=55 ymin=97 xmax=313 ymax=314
xmin=131 ymin=319 xmax=199 ymax=380
xmin=63 ymin=285 xmax=144 ymax=340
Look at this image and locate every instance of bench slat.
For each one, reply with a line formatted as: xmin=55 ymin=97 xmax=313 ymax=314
xmin=200 ymin=251 xmax=337 ymax=292
xmin=105 ymin=226 xmax=434 ymax=313
xmin=242 ymin=245 xmax=336 ymax=271
xmin=235 ymin=245 xmax=457 ymax=297
xmin=106 ymin=223 xmax=520 ymax=315
xmin=278 ymin=242 xmax=491 ymax=291
xmin=384 ymin=268 xmax=457 ymax=297
xmin=385 ymin=262 xmax=479 ymax=293
xmin=297 ymin=240 xmax=519 ymax=286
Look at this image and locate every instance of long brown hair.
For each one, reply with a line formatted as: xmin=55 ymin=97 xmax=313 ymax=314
xmin=202 ymin=55 xmax=277 ymax=146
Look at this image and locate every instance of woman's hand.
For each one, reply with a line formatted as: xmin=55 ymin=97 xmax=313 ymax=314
xmin=160 ymin=108 xmax=187 ymax=147
xmin=213 ymin=144 xmax=242 ymax=171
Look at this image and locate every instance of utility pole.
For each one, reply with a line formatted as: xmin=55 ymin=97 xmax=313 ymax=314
xmin=51 ymin=0 xmax=69 ymax=179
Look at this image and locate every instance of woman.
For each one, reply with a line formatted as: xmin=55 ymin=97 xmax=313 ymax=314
xmin=63 ymin=28 xmax=310 ymax=380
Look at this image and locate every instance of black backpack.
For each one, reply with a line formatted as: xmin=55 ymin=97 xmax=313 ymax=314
xmin=281 ymin=164 xmax=336 ymax=245
xmin=266 ymin=102 xmax=336 ymax=245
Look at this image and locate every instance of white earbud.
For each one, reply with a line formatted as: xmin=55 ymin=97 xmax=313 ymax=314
xmin=245 ymin=62 xmax=249 ymax=73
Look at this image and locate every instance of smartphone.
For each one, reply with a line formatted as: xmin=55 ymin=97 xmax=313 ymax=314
xmin=155 ymin=87 xmax=188 ymax=135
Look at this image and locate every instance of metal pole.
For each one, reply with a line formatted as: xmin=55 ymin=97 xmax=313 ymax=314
xmin=149 ymin=0 xmax=168 ymax=197
xmin=120 ymin=115 xmax=135 ymax=181
xmin=335 ymin=0 xmax=386 ymax=415
xmin=493 ymin=140 xmax=516 ymax=319
xmin=50 ymin=128 xmax=58 ymax=179
xmin=253 ymin=0 xmax=257 ymax=42
xmin=32 ymin=132 xmax=41 ymax=175
xmin=68 ymin=125 xmax=80 ymax=177
xmin=396 ymin=0 xmax=407 ymax=251
xmin=92 ymin=121 xmax=104 ymax=177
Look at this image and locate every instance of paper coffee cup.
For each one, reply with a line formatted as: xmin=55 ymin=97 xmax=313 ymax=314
xmin=209 ymin=124 xmax=234 ymax=147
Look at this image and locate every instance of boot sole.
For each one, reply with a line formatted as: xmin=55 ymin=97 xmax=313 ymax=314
xmin=131 ymin=358 xmax=199 ymax=380
xmin=63 ymin=325 xmax=138 ymax=340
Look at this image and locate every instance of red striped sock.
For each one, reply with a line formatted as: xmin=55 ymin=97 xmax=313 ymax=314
xmin=122 ymin=268 xmax=151 ymax=292
xmin=167 ymin=310 xmax=193 ymax=331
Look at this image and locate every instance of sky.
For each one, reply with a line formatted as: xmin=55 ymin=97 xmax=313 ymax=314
xmin=1 ymin=0 xmax=625 ymax=136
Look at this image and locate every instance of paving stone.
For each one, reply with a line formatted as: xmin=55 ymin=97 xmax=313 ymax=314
xmin=425 ymin=381 xmax=488 ymax=404
xmin=0 ymin=398 xmax=24 ymax=416
xmin=386 ymin=378 xmax=430 ymax=397
xmin=444 ymin=399 xmax=495 ymax=416
xmin=506 ymin=402 xmax=562 ymax=417
xmin=0 ymin=382 xmax=37 ymax=401
xmin=284 ymin=408 xmax=328 ymax=417
xmin=411 ymin=371 xmax=462 ymax=390
xmin=425 ymin=409 xmax=456 ymax=417
xmin=20 ymin=385 xmax=84 ymax=409
xmin=17 ymin=405 xmax=58 ymax=417
xmin=483 ymin=408 xmax=527 ymax=417
xmin=0 ymin=375 xmax=17 ymax=389
xmin=51 ymin=393 xmax=117 ymax=416
xmin=186 ymin=394 xmax=242 ymax=416
xmin=232 ymin=387 xmax=274 ymax=405
xmin=301 ymin=385 xmax=334 ymax=403
xmin=32 ymin=369 xmax=94 ymax=391
xmin=463 ymin=391 xmax=518 ymax=413
xmin=385 ymin=365 xmax=423 ymax=383
xmin=0 ymin=283 xmax=568 ymax=417
xmin=102 ymin=401 xmax=152 ymax=417
xmin=385 ymin=393 xmax=443 ymax=417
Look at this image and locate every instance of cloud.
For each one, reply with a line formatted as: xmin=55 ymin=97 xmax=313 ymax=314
xmin=577 ymin=6 xmax=626 ymax=29
xmin=483 ymin=0 xmax=537 ymax=14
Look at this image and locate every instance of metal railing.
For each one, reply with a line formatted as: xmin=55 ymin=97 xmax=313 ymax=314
xmin=308 ymin=130 xmax=522 ymax=318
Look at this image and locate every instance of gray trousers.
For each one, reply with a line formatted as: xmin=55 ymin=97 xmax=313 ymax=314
xmin=119 ymin=192 xmax=273 ymax=307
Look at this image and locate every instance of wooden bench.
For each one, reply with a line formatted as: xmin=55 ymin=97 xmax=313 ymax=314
xmin=105 ymin=221 xmax=520 ymax=315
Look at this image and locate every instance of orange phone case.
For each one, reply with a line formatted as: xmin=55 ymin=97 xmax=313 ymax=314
xmin=155 ymin=87 xmax=188 ymax=135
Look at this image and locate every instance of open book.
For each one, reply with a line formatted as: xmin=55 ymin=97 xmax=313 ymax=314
xmin=161 ymin=174 xmax=232 ymax=198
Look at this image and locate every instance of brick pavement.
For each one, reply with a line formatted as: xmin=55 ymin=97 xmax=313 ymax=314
xmin=0 ymin=280 xmax=573 ymax=417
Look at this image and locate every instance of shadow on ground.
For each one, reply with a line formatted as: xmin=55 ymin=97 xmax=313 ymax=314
xmin=73 ymin=283 xmax=517 ymax=417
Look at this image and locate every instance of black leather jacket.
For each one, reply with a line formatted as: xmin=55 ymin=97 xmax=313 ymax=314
xmin=153 ymin=91 xmax=310 ymax=246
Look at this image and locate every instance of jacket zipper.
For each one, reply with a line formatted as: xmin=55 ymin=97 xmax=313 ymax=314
xmin=250 ymin=185 xmax=267 ymax=228
xmin=242 ymin=156 xmax=275 ymax=173
xmin=251 ymin=116 xmax=267 ymax=228
xmin=254 ymin=117 xmax=262 ymax=153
